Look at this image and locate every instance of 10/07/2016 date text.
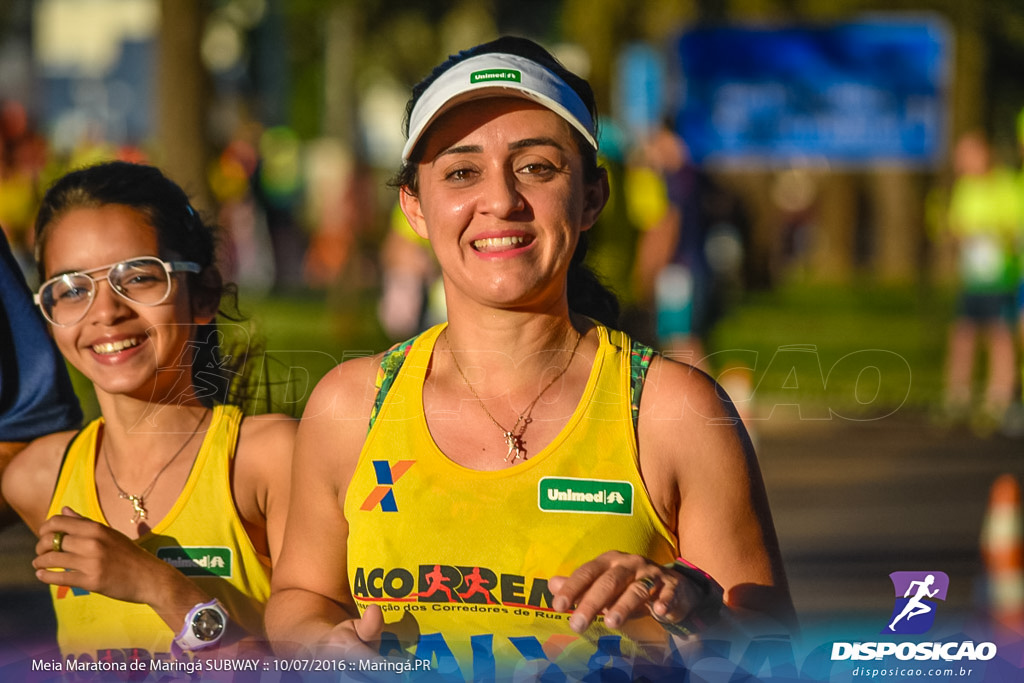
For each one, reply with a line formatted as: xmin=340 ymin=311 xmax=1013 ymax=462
xmin=271 ymin=657 xmax=432 ymax=674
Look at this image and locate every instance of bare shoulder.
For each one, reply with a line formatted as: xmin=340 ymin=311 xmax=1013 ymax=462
xmin=239 ymin=412 xmax=298 ymax=455
xmin=236 ymin=413 xmax=298 ymax=475
xmin=2 ymin=430 xmax=78 ymax=532
xmin=291 ymin=353 xmax=385 ymax=490
xmin=302 ymin=352 xmax=384 ymax=425
xmin=637 ymin=354 xmax=755 ymax=500
xmin=640 ymin=354 xmax=739 ymax=424
xmin=4 ymin=430 xmax=77 ymax=489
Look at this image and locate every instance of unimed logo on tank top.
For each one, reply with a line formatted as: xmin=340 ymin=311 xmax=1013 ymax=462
xmin=156 ymin=546 xmax=233 ymax=577
xmin=537 ymin=477 xmax=633 ymax=515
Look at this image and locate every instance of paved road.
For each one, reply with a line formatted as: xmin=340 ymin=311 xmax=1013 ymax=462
xmin=753 ymin=410 xmax=1023 ymax=631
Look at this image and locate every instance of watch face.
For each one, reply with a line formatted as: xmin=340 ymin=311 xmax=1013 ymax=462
xmin=192 ymin=607 xmax=226 ymax=641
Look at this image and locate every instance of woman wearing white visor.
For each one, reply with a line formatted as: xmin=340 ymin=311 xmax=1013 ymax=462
xmin=267 ymin=36 xmax=795 ymax=679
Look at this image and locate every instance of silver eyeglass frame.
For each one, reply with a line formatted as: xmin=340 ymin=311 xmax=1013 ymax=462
xmin=34 ymin=256 xmax=201 ymax=327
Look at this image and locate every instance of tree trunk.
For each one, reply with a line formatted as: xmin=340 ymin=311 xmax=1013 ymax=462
xmin=871 ymin=169 xmax=925 ymax=284
xmin=810 ymin=172 xmax=857 ymax=282
xmin=155 ymin=0 xmax=211 ymax=212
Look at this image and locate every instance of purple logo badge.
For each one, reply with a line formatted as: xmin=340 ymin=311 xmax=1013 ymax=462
xmin=883 ymin=571 xmax=949 ymax=634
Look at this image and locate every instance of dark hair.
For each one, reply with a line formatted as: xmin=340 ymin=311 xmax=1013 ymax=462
xmin=34 ymin=161 xmax=256 ymax=409
xmin=392 ymin=35 xmax=619 ymax=327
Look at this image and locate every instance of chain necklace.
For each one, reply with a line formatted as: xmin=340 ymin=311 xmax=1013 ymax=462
xmin=444 ymin=326 xmax=583 ymax=463
xmin=102 ymin=408 xmax=210 ymax=524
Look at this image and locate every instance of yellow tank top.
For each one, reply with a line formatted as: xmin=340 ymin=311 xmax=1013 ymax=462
xmin=947 ymin=167 xmax=1022 ymax=292
xmin=346 ymin=323 xmax=678 ymax=680
xmin=48 ymin=404 xmax=271 ymax=660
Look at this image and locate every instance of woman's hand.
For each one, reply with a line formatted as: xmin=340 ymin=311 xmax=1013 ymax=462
xmin=318 ymin=604 xmax=385 ymax=659
xmin=33 ymin=507 xmax=183 ymax=605
xmin=549 ymin=550 xmax=702 ymax=634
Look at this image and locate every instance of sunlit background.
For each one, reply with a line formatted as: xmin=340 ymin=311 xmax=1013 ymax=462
xmin=3 ymin=0 xmax=1024 ymax=642
xmin=4 ymin=1 xmax=1021 ymax=417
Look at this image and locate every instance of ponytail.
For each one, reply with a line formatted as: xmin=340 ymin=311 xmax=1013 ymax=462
xmin=567 ymin=232 xmax=620 ymax=327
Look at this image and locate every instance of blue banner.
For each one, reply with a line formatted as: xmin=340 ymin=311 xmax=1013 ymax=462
xmin=674 ymin=17 xmax=951 ymax=167
xmin=615 ymin=43 xmax=667 ymax=142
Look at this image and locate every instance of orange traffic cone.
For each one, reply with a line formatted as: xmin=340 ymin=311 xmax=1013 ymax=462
xmin=980 ymin=473 xmax=1024 ymax=633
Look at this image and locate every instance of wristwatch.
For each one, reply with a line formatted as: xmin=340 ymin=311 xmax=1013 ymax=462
xmin=655 ymin=559 xmax=724 ymax=637
xmin=174 ymin=600 xmax=228 ymax=651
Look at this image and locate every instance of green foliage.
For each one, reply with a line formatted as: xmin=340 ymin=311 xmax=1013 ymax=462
xmin=241 ymin=292 xmax=389 ymax=417
xmin=708 ymin=283 xmax=952 ymax=418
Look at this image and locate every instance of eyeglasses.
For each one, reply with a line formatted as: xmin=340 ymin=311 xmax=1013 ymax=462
xmin=34 ymin=256 xmax=201 ymax=327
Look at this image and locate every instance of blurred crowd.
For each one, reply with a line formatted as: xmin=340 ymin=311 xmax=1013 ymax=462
xmin=0 ymin=100 xmax=147 ymax=280
xmin=0 ymin=99 xmax=376 ymax=297
xmin=8 ymin=90 xmax=1024 ymax=437
xmin=0 ymin=95 xmax=753 ymax=359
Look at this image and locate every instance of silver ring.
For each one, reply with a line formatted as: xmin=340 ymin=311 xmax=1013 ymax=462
xmin=52 ymin=531 xmax=66 ymax=553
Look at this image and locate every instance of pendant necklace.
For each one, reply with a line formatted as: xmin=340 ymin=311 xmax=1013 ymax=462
xmin=102 ymin=408 xmax=210 ymax=524
xmin=445 ymin=326 xmax=583 ymax=463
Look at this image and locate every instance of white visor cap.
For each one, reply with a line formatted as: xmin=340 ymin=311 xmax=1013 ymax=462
xmin=402 ymin=52 xmax=598 ymax=162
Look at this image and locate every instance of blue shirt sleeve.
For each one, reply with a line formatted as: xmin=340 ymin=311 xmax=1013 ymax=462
xmin=0 ymin=231 xmax=82 ymax=441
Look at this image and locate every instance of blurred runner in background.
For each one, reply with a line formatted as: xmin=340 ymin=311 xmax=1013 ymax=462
xmin=942 ymin=131 xmax=1022 ymax=434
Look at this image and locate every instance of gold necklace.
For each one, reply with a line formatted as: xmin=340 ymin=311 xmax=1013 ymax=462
xmin=444 ymin=326 xmax=583 ymax=463
xmin=102 ymin=408 xmax=210 ymax=524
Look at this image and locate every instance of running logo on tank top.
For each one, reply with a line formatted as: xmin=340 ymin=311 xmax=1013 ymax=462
xmin=353 ymin=563 xmax=556 ymax=612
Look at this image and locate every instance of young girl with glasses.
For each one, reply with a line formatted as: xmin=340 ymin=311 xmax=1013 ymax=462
xmin=2 ymin=161 xmax=296 ymax=661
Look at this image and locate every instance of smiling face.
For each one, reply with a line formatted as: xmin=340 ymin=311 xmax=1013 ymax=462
xmin=400 ymin=98 xmax=608 ymax=314
xmin=40 ymin=204 xmax=212 ymax=403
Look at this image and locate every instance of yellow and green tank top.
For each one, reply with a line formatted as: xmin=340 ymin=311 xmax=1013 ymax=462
xmin=48 ymin=404 xmax=270 ymax=661
xmin=346 ymin=323 xmax=679 ymax=681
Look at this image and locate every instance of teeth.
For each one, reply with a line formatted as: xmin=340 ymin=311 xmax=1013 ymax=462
xmin=92 ymin=338 xmax=141 ymax=354
xmin=473 ymin=235 xmax=527 ymax=250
